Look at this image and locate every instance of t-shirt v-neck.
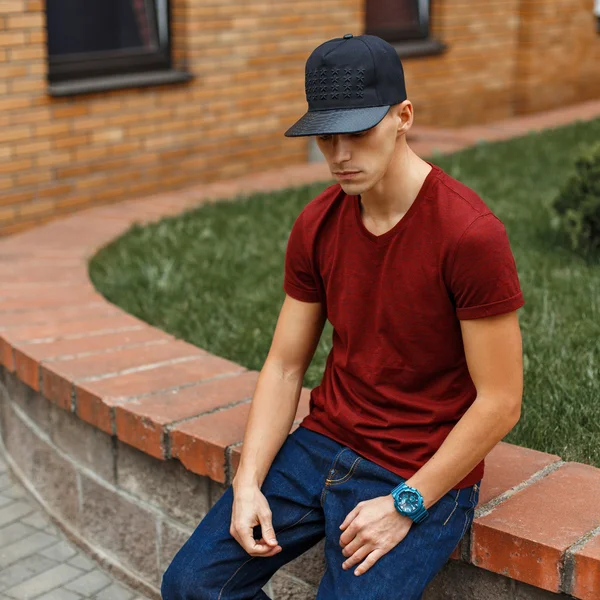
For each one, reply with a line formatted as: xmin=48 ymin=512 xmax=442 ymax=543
xmin=353 ymin=162 xmax=440 ymax=245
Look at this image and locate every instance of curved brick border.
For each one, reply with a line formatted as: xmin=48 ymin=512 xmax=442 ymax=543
xmin=1 ymin=104 xmax=600 ymax=599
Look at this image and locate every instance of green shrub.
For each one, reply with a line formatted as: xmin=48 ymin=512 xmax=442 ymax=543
xmin=551 ymin=142 xmax=600 ymax=257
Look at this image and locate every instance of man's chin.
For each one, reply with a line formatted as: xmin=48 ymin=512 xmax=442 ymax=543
xmin=338 ymin=180 xmax=368 ymax=195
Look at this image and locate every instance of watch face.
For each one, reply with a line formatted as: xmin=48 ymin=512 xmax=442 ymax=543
xmin=396 ymin=491 xmax=420 ymax=514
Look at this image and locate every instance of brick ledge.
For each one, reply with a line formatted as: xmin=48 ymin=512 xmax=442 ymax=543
xmin=2 ymin=101 xmax=600 ymax=597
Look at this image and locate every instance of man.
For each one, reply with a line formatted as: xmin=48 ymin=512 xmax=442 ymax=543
xmin=162 ymin=34 xmax=525 ymax=600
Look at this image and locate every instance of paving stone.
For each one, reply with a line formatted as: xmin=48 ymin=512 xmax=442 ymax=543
xmin=0 ymin=456 xmax=149 ymax=600
xmin=0 ymin=555 xmax=58 ymax=592
xmin=20 ymin=511 xmax=50 ymax=530
xmin=0 ymin=523 xmax=36 ymax=549
xmin=0 ymin=531 xmax=58 ymax=568
xmin=35 ymin=590 xmax=83 ymax=600
xmin=39 ymin=541 xmax=78 ymax=563
xmin=3 ymin=563 xmax=82 ymax=599
xmin=43 ymin=524 xmax=59 ymax=536
xmin=0 ymin=486 xmax=25 ymax=501
xmin=67 ymin=554 xmax=96 ymax=572
xmin=0 ymin=503 xmax=32 ymax=528
xmin=65 ymin=570 xmax=112 ymax=596
xmin=94 ymin=582 xmax=135 ymax=600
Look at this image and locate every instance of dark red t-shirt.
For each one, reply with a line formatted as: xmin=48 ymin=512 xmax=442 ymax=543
xmin=283 ymin=161 xmax=525 ymax=489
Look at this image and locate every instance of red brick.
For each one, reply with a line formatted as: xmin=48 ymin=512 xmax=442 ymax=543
xmin=39 ymin=338 xmax=203 ymax=407
xmin=0 ymin=303 xmax=121 ymax=330
xmin=0 ymin=290 xmax=100 ymax=313
xmin=76 ymin=353 xmax=245 ymax=436
xmin=0 ymin=336 xmax=15 ymax=372
xmin=0 ymin=314 xmax=144 ymax=343
xmin=479 ymin=442 xmax=562 ymax=506
xmin=15 ymin=327 xmax=167 ymax=361
xmin=472 ymin=463 xmax=600 ymax=592
xmin=114 ymin=370 xmax=258 ymax=459
xmin=571 ymin=533 xmax=600 ymax=600
xmin=13 ymin=344 xmax=43 ymax=391
xmin=170 ymin=402 xmax=251 ymax=483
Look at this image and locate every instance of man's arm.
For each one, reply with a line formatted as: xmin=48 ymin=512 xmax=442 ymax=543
xmin=232 ymin=294 xmax=326 ymax=490
xmin=403 ymin=310 xmax=523 ymax=508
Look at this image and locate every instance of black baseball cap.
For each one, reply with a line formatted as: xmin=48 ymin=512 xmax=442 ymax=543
xmin=284 ymin=33 xmax=408 ymax=138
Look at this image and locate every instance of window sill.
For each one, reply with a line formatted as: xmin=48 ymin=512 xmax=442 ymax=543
xmin=48 ymin=69 xmax=194 ymax=97
xmin=391 ymin=38 xmax=447 ymax=59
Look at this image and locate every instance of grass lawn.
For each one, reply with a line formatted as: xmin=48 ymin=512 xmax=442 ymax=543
xmin=89 ymin=117 xmax=600 ymax=469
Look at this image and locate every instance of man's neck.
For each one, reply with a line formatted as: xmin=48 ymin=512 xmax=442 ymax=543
xmin=359 ymin=147 xmax=432 ymax=226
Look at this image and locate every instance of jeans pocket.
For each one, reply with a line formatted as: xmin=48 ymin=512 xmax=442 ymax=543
xmin=441 ymin=491 xmax=460 ymax=527
xmin=460 ymin=483 xmax=481 ymax=539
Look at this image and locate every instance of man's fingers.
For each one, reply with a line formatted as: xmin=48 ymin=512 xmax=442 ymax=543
xmin=259 ymin=514 xmax=278 ymax=546
xmin=239 ymin=530 xmax=281 ymax=556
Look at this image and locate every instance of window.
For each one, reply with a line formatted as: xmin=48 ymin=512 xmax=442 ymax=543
xmin=46 ymin=0 xmax=191 ymax=95
xmin=365 ymin=0 xmax=446 ymax=57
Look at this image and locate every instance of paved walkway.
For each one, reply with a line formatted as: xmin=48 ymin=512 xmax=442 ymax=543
xmin=0 ymin=456 xmax=149 ymax=600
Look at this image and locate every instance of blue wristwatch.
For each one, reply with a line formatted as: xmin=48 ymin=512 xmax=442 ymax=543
xmin=390 ymin=482 xmax=429 ymax=524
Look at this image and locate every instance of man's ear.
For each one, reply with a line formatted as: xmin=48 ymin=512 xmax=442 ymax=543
xmin=397 ymin=100 xmax=414 ymax=134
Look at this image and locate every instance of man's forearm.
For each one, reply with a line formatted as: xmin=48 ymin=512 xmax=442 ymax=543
xmin=232 ymin=360 xmax=303 ymax=490
xmin=404 ymin=396 xmax=521 ymax=509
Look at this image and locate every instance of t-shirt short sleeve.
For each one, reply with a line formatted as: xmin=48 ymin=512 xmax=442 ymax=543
xmin=448 ymin=213 xmax=525 ymax=320
xmin=283 ymin=211 xmax=322 ymax=303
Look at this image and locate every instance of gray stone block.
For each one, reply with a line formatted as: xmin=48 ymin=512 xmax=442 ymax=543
xmin=0 ymin=402 xmax=36 ymax=480
xmin=64 ymin=569 xmax=113 ymax=595
xmin=0 ymin=474 xmax=10 ymax=492
xmin=35 ymin=590 xmax=83 ymax=600
xmin=95 ymin=582 xmax=135 ymax=600
xmin=20 ymin=510 xmax=50 ymax=530
xmin=67 ymin=554 xmax=96 ymax=572
xmin=4 ymin=373 xmax=53 ymax=437
xmin=0 ymin=522 xmax=36 ymax=548
xmin=269 ymin=571 xmax=317 ymax=600
xmin=2 ymin=563 xmax=83 ymax=599
xmin=0 ymin=399 xmax=79 ymax=526
xmin=0 ymin=503 xmax=33 ymax=529
xmin=29 ymin=434 xmax=80 ymax=525
xmin=514 ymin=579 xmax=566 ymax=599
xmin=39 ymin=540 xmax=78 ymax=562
xmin=79 ymin=474 xmax=159 ymax=587
xmin=158 ymin=519 xmax=193 ymax=575
xmin=280 ymin=538 xmax=325 ymax=588
xmin=0 ymin=554 xmax=58 ymax=593
xmin=423 ymin=560 xmax=515 ymax=600
xmin=0 ymin=531 xmax=57 ymax=569
xmin=46 ymin=401 xmax=115 ymax=483
xmin=116 ymin=441 xmax=210 ymax=528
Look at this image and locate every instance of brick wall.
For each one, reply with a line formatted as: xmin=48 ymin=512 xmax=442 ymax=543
xmin=514 ymin=0 xmax=600 ymax=114
xmin=0 ymin=0 xmax=599 ymax=236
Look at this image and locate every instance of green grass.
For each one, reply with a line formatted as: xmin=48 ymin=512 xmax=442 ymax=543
xmin=89 ymin=117 xmax=600 ymax=468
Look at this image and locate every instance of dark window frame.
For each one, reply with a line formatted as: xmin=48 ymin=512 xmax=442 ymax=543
xmin=46 ymin=0 xmax=191 ymax=96
xmin=365 ymin=0 xmax=430 ymax=43
xmin=365 ymin=0 xmax=446 ymax=58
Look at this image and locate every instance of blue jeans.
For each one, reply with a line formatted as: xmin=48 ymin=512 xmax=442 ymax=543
xmin=161 ymin=425 xmax=481 ymax=600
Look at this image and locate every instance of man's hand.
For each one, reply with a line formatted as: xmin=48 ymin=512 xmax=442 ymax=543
xmin=339 ymin=495 xmax=413 ymax=576
xmin=230 ymin=484 xmax=282 ymax=557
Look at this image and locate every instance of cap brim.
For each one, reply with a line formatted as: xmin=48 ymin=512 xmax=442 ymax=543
xmin=284 ymin=106 xmax=390 ymax=137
